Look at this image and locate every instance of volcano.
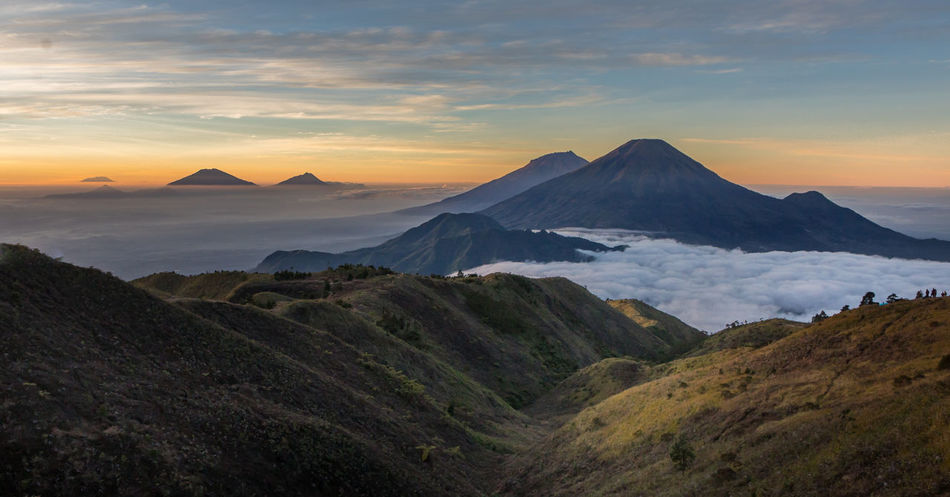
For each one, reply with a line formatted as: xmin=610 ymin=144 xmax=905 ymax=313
xmin=480 ymin=139 xmax=950 ymax=261
xmin=168 ymin=168 xmax=255 ymax=186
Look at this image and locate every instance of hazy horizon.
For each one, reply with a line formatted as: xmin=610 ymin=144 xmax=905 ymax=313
xmin=2 ymin=182 xmax=949 ymax=283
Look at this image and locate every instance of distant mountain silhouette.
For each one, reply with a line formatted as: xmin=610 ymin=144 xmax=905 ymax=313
xmin=80 ymin=176 xmax=114 ymax=183
xmin=481 ymin=138 xmax=950 ymax=261
xmin=46 ymin=186 xmax=180 ymax=199
xmin=274 ymin=172 xmax=366 ymax=189
xmin=255 ymin=212 xmax=623 ymax=274
xmin=169 ymin=168 xmax=255 ymax=186
xmin=277 ymin=172 xmax=327 ymax=186
xmin=399 ymin=151 xmax=588 ymax=215
xmin=47 ymin=185 xmax=128 ymax=199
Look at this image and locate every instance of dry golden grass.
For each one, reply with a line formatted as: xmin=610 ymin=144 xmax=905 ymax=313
xmin=503 ymin=298 xmax=950 ymax=496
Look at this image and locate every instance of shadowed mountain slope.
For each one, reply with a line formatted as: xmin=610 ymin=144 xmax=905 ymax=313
xmin=481 ymin=139 xmax=950 ymax=261
xmin=0 ymin=245 xmax=491 ymax=496
xmin=400 ymin=151 xmax=588 ymax=215
xmin=255 ymin=212 xmax=623 ymax=275
xmin=0 ymin=244 xmax=690 ymax=496
xmin=136 ymin=266 xmax=700 ymax=408
xmin=168 ymin=168 xmax=255 ymax=186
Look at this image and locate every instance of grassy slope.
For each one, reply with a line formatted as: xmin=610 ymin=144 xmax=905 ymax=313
xmin=133 ymin=270 xmax=270 ymax=300
xmin=608 ymin=299 xmax=705 ymax=354
xmin=501 ymin=299 xmax=950 ymax=496
xmin=686 ymin=318 xmax=807 ymax=357
xmin=0 ymin=246 xmax=490 ymax=496
xmin=4 ymin=248 xmax=689 ymax=495
xmin=137 ymin=269 xmax=698 ymax=410
xmin=13 ymin=248 xmax=947 ymax=496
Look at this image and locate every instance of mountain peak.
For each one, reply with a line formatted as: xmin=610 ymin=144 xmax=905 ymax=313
xmin=168 ymin=168 xmax=255 ymax=186
xmin=396 ymin=212 xmax=504 ymax=244
xmin=277 ymin=172 xmax=327 ymax=186
xmin=398 ymin=150 xmax=588 ymax=215
xmin=784 ymin=190 xmax=833 ymax=204
xmin=601 ymin=138 xmax=691 ymax=164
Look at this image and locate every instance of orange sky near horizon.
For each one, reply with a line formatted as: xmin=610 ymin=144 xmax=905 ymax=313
xmin=2 ymin=135 xmax=948 ymax=188
xmin=2 ymin=2 xmax=949 ymax=190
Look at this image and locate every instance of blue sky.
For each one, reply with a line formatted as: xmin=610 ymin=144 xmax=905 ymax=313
xmin=1 ymin=0 xmax=948 ymax=185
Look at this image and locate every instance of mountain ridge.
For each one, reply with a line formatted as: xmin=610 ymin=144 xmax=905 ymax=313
xmin=255 ymin=212 xmax=624 ymax=274
xmin=400 ymin=151 xmax=588 ymax=215
xmin=481 ymin=139 xmax=950 ymax=261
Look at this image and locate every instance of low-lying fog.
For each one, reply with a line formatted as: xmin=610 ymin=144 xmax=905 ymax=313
xmin=1 ymin=183 xmax=948 ymax=331
xmin=468 ymin=229 xmax=950 ymax=332
xmin=0 ymin=184 xmax=472 ymax=279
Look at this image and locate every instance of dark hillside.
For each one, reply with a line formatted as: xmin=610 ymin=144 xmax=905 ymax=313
xmin=0 ymin=245 xmax=488 ymax=496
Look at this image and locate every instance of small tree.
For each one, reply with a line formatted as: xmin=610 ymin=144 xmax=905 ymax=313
xmin=886 ymin=293 xmax=900 ymax=304
xmin=840 ymin=304 xmax=850 ymax=312
xmin=811 ymin=310 xmax=829 ymax=323
xmin=669 ymin=435 xmax=695 ymax=471
xmin=860 ymin=292 xmax=876 ymax=307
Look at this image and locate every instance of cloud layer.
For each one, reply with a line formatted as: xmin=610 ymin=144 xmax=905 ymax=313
xmin=466 ymin=229 xmax=950 ymax=331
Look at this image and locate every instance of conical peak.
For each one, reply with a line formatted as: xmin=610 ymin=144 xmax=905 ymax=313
xmin=606 ymin=139 xmax=685 ymax=160
xmin=583 ymin=138 xmax=717 ymax=182
xmin=524 ymin=150 xmax=583 ymax=166
xmin=783 ymin=191 xmax=836 ymax=208
xmin=168 ymin=168 xmax=255 ymax=185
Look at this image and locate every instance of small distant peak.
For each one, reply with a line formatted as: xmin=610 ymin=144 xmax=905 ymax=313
xmin=415 ymin=212 xmax=503 ymax=233
xmin=81 ymin=176 xmax=114 ymax=183
xmin=277 ymin=172 xmax=326 ymax=185
xmin=784 ymin=191 xmax=833 ymax=203
xmin=523 ymin=150 xmax=589 ymax=169
xmin=169 ymin=168 xmax=255 ymax=186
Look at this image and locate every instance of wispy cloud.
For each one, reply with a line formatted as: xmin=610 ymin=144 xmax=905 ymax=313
xmin=631 ymin=53 xmax=730 ymax=66
xmin=1 ymin=0 xmax=949 ymax=182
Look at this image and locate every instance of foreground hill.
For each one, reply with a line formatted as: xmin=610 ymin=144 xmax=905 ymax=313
xmin=400 ymin=151 xmax=588 ymax=215
xmin=481 ymin=139 xmax=950 ymax=261
xmin=1 ymin=244 xmax=692 ymax=496
xmin=255 ymin=212 xmax=623 ymax=274
xmin=500 ymin=298 xmax=950 ymax=496
xmin=3 ymin=244 xmax=946 ymax=495
xmin=168 ymin=168 xmax=256 ymax=186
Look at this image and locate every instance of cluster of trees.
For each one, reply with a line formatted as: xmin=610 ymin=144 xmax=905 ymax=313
xmin=273 ymin=270 xmax=310 ymax=281
xmin=723 ymin=320 xmax=750 ymax=330
xmin=812 ymin=288 xmax=947 ymax=324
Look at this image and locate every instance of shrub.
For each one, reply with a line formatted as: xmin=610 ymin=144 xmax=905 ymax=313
xmin=938 ymin=354 xmax=950 ymax=371
xmin=669 ymin=435 xmax=696 ymax=471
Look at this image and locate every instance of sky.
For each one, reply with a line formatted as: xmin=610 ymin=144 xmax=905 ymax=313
xmin=1 ymin=0 xmax=949 ymax=185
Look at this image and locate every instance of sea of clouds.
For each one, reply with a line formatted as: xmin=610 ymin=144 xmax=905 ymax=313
xmin=467 ymin=229 xmax=950 ymax=332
